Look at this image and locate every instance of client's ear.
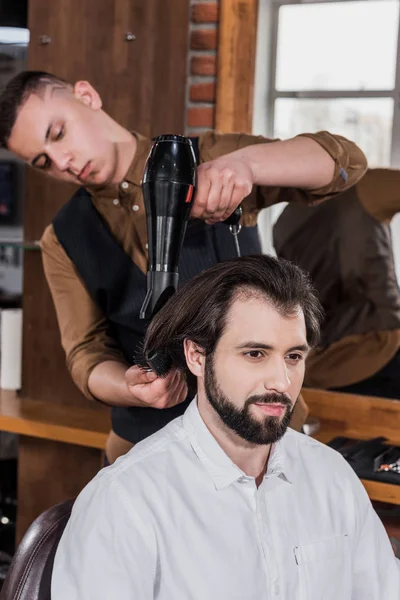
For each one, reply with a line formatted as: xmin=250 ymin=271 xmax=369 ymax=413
xmin=184 ymin=339 xmax=205 ymax=378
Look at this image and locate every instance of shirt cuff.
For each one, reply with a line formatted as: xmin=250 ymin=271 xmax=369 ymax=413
xmin=296 ymin=131 xmax=367 ymax=198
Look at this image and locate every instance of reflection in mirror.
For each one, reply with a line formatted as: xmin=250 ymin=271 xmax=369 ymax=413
xmin=253 ymin=0 xmax=400 ymax=407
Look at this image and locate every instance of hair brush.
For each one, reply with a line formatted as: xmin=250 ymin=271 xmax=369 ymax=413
xmin=133 ymin=341 xmax=173 ymax=378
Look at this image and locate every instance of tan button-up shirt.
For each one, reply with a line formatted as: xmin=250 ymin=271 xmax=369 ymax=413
xmin=41 ymin=130 xmax=367 ymax=399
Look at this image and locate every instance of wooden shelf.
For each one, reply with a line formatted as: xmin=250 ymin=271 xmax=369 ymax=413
xmin=302 ymin=388 xmax=400 ymax=504
xmin=361 ymin=479 xmax=400 ymax=504
xmin=302 ymin=388 xmax=400 ymax=446
xmin=0 ymin=390 xmax=110 ymax=450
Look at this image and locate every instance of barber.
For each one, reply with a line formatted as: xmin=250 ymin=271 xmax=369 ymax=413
xmin=0 ymin=71 xmax=367 ymax=463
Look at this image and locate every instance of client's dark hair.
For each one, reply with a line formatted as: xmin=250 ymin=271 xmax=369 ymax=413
xmin=0 ymin=70 xmax=70 ymax=148
xmin=144 ymin=254 xmax=323 ymax=383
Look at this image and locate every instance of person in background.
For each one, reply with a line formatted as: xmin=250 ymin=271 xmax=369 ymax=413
xmin=51 ymin=255 xmax=400 ymax=600
xmin=0 ymin=71 xmax=367 ymax=462
xmin=274 ymin=168 xmax=400 ymax=399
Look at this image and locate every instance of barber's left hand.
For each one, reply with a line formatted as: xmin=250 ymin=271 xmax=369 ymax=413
xmin=191 ymin=156 xmax=254 ymax=224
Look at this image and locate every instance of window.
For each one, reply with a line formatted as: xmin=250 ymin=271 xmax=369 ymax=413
xmin=253 ymin=0 xmax=400 ymax=273
xmin=270 ymin=0 xmax=400 ymax=167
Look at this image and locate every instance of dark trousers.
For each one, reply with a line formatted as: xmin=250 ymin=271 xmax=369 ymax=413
xmin=330 ymin=349 xmax=400 ymax=399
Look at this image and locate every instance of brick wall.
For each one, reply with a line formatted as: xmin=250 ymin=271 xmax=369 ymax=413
xmin=185 ymin=1 xmax=220 ymax=135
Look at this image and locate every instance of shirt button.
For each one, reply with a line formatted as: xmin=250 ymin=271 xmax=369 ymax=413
xmin=121 ymin=181 xmax=129 ymax=190
xmin=132 ymin=204 xmax=139 ymax=212
xmin=113 ymin=198 xmax=120 ymax=206
xmin=145 ymin=243 xmax=148 ymax=249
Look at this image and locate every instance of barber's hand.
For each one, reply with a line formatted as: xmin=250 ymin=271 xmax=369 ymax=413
xmin=125 ymin=365 xmax=188 ymax=409
xmin=191 ymin=155 xmax=254 ymax=224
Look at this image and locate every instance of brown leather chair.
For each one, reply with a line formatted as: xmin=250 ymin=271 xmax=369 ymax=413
xmin=0 ymin=499 xmax=74 ymax=600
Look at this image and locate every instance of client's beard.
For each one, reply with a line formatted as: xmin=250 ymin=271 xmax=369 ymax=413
xmin=204 ymin=355 xmax=294 ymax=445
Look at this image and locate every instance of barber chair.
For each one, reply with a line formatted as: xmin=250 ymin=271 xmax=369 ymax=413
xmin=0 ymin=499 xmax=74 ymax=600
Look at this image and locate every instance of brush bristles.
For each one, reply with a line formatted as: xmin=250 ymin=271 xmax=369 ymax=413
xmin=134 ymin=342 xmax=173 ymax=378
xmin=147 ymin=351 xmax=173 ymax=378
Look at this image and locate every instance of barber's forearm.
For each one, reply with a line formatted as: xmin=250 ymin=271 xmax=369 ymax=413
xmin=88 ymin=360 xmax=139 ymax=407
xmin=236 ymin=136 xmax=335 ymax=190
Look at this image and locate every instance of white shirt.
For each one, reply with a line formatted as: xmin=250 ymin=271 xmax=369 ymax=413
xmin=52 ymin=399 xmax=400 ymax=600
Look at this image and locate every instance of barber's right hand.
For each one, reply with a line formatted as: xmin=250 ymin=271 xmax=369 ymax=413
xmin=125 ymin=365 xmax=188 ymax=409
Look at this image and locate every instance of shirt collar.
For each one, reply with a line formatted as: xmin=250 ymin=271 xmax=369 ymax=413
xmin=182 ymin=398 xmax=293 ymax=490
xmin=86 ymin=131 xmax=152 ymax=200
xmin=266 ymin=437 xmax=293 ymax=485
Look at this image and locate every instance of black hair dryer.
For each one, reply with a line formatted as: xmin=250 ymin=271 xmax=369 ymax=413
xmin=139 ymin=134 xmax=243 ymax=320
xmin=139 ymin=135 xmax=197 ymax=320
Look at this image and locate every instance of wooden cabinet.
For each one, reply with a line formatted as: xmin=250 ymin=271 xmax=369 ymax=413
xmin=15 ymin=0 xmax=190 ymax=538
xmin=24 ymin=0 xmax=190 ymax=402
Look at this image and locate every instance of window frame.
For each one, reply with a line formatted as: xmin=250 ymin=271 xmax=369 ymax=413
xmin=268 ymin=0 xmax=400 ymax=167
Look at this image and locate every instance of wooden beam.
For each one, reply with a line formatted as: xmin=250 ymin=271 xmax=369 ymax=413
xmin=215 ymin=0 xmax=259 ymax=133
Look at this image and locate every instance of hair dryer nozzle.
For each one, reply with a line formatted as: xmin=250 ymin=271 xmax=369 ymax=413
xmin=140 ymin=271 xmax=179 ymax=320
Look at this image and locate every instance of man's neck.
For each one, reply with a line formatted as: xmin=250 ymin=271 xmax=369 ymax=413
xmin=197 ymin=394 xmax=271 ymax=484
xmin=96 ymin=112 xmax=137 ymax=185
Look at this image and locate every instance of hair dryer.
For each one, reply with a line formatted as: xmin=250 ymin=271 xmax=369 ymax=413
xmin=139 ymin=134 xmax=243 ymax=321
xmin=139 ymin=135 xmax=196 ymax=320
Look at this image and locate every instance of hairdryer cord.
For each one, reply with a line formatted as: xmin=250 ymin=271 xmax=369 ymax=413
xmin=229 ymin=224 xmax=241 ymax=258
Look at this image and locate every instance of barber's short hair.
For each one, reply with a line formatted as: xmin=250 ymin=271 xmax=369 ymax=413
xmin=144 ymin=254 xmax=323 ymax=382
xmin=0 ymin=70 xmax=70 ymax=148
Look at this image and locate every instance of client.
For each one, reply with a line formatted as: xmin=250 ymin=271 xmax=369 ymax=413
xmin=52 ymin=255 xmax=400 ymax=600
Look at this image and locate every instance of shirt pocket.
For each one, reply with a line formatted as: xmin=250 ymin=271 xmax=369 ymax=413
xmin=294 ymin=535 xmax=351 ymax=600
